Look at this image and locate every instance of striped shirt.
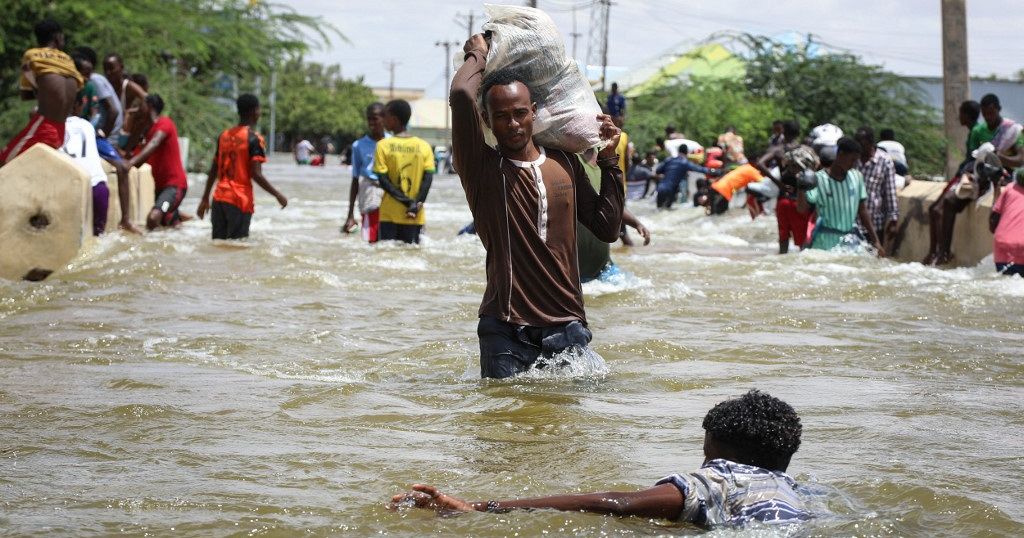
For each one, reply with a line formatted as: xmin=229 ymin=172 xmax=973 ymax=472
xmin=656 ymin=459 xmax=810 ymax=527
xmin=806 ymin=168 xmax=867 ymax=250
xmin=858 ymin=149 xmax=898 ymax=232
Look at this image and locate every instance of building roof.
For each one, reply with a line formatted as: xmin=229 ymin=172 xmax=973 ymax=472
xmin=623 ymin=43 xmax=745 ymax=98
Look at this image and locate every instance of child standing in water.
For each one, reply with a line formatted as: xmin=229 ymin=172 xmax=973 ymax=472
xmin=372 ymin=100 xmax=435 ymax=244
xmin=391 ymin=390 xmax=809 ymax=528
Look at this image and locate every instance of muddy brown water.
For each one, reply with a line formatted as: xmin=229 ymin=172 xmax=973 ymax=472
xmin=1 ymin=159 xmax=1021 ymax=536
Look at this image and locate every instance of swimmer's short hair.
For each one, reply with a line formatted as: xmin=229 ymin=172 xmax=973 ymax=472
xmin=702 ymin=390 xmax=802 ymax=471
xmin=145 ymin=93 xmax=165 ymax=115
xmin=237 ymin=93 xmax=259 ymax=118
xmin=980 ymin=93 xmax=1001 ymax=109
xmin=479 ymin=68 xmax=536 ymax=115
xmin=35 ymin=19 xmax=62 ymax=47
xmin=366 ymin=102 xmax=384 ymax=116
xmin=385 ymin=99 xmax=412 ymax=127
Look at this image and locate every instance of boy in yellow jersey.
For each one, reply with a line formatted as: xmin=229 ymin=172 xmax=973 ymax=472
xmin=372 ymin=100 xmax=436 ymax=244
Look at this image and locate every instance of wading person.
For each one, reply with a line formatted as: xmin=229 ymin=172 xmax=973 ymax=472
xmin=62 ymin=91 xmax=111 ymax=235
xmin=372 ymin=99 xmax=435 ymax=244
xmin=1 ymin=19 xmax=83 ymax=166
xmin=196 ymin=94 xmax=287 ymax=240
xmin=450 ymin=33 xmax=624 ymax=379
xmin=344 ymin=102 xmax=387 ymax=242
xmin=126 ymin=94 xmax=188 ymax=230
xmin=990 ymin=169 xmax=1024 ymax=276
xmin=798 ymin=137 xmax=884 ymax=255
xmin=654 ymin=146 xmax=718 ymax=209
xmin=391 ymin=390 xmax=809 ymax=528
xmin=755 ymin=120 xmax=818 ymax=254
xmin=854 ymin=126 xmax=898 ymax=245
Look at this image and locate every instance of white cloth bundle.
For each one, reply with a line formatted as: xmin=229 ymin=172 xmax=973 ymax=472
xmin=479 ymin=4 xmax=603 ymax=153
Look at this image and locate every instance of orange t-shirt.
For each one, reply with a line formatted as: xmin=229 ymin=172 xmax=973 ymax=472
xmin=711 ymin=163 xmax=763 ymax=201
xmin=212 ymin=125 xmax=267 ymax=213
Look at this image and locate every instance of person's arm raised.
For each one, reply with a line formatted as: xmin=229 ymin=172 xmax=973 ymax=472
xmin=576 ymin=115 xmax=625 ymax=242
xmin=126 ymin=129 xmax=167 ymax=168
xmin=450 ymin=34 xmax=492 ymax=203
xmin=391 ymin=483 xmax=683 ymax=520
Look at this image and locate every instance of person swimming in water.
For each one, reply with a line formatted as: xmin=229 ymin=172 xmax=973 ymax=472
xmin=391 ymin=390 xmax=810 ymax=528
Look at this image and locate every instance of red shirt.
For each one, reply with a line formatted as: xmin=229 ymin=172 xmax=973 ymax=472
xmin=212 ymin=124 xmax=267 ymax=213
xmin=145 ymin=116 xmax=187 ymax=191
xmin=993 ymin=184 xmax=1024 ymax=264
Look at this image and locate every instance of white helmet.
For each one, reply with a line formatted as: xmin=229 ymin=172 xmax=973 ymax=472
xmin=810 ymin=123 xmax=844 ymax=147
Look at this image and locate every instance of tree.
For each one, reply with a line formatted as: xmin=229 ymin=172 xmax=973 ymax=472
xmin=274 ymin=60 xmax=377 ymax=152
xmin=627 ymin=34 xmax=947 ymax=175
xmin=0 ymin=0 xmax=362 ymax=170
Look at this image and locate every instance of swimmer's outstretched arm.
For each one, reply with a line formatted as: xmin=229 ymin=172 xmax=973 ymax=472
xmin=390 ymin=483 xmax=683 ymax=520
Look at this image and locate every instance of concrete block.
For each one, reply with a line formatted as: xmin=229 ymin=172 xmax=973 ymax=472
xmin=0 ymin=144 xmax=91 ymax=281
xmin=101 ymin=161 xmax=156 ymax=232
xmin=891 ymin=180 xmax=994 ymax=266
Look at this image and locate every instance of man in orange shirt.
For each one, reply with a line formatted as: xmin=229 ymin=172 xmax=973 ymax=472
xmin=695 ymin=163 xmax=764 ymax=216
xmin=196 ymin=94 xmax=288 ymax=239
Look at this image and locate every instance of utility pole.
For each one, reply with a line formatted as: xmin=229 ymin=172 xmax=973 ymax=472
xmin=384 ymin=60 xmax=399 ymax=99
xmin=601 ymin=0 xmax=611 ymax=92
xmin=436 ymin=40 xmax=457 ymax=147
xmin=454 ymin=10 xmax=476 ymax=39
xmin=941 ymin=0 xmax=969 ymax=178
xmin=269 ymin=60 xmax=277 ymax=154
xmin=570 ymin=5 xmax=582 ymax=62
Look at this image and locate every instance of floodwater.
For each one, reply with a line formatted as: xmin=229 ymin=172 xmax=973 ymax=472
xmin=1 ymin=158 xmax=1022 ymax=537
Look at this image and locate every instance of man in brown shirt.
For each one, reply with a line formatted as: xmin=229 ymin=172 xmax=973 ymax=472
xmin=450 ymin=34 xmax=624 ymax=379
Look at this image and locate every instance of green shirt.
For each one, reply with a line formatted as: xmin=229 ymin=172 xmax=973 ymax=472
xmin=576 ymin=156 xmax=612 ymax=281
xmin=967 ymin=121 xmax=996 ymax=155
xmin=806 ymin=168 xmax=867 ymax=250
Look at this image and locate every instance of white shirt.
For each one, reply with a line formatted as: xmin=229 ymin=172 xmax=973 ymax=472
xmin=90 ymin=73 xmax=122 ymax=136
xmin=62 ymin=116 xmax=107 ymax=187
xmin=296 ymin=139 xmax=315 ymax=161
xmin=877 ymin=140 xmax=907 ymax=167
xmin=664 ymin=138 xmax=702 ymax=158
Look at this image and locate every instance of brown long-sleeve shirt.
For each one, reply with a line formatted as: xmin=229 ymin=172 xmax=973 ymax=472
xmin=450 ymin=49 xmax=624 ymax=327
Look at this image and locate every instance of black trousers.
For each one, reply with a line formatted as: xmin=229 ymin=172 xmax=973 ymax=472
xmin=477 ymin=316 xmax=593 ymax=379
xmin=379 ymin=222 xmax=422 ymax=244
xmin=211 ymin=201 xmax=252 ymax=240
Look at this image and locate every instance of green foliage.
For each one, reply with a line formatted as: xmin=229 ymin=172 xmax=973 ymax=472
xmin=273 ymin=60 xmax=377 ymax=151
xmin=627 ymin=76 xmax=789 ymax=158
xmin=627 ymin=35 xmax=947 ymax=175
xmin=1 ymin=0 xmax=369 ymax=171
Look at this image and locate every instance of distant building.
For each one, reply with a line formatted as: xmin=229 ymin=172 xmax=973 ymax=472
xmin=911 ymin=77 xmax=1024 ymax=123
xmin=370 ymin=87 xmax=450 ymax=146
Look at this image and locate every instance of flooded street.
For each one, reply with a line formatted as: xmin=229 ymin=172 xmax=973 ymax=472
xmin=1 ymin=159 xmax=1022 ymax=536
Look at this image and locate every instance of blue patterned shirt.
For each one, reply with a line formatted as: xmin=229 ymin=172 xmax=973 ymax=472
xmin=656 ymin=459 xmax=810 ymax=527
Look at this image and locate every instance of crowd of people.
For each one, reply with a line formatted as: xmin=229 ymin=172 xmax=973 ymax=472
xmin=7 ymin=17 xmax=1024 ymax=532
xmin=614 ymin=89 xmax=1024 ymax=274
xmin=1 ymin=19 xmax=287 ymax=242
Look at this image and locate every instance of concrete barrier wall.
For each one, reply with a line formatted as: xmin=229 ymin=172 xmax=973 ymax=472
xmin=101 ymin=162 xmax=156 ymax=232
xmin=0 ymin=144 xmax=91 ymax=281
xmin=891 ymin=180 xmax=994 ymax=266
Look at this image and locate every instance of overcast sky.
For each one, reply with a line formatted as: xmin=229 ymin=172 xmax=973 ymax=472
xmin=282 ymin=0 xmax=1023 ymax=98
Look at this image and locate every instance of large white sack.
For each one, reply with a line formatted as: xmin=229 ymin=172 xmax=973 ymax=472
xmin=480 ymin=4 xmax=603 ymax=153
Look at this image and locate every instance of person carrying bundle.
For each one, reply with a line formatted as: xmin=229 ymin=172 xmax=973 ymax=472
xmin=450 ymin=32 xmax=624 ymax=379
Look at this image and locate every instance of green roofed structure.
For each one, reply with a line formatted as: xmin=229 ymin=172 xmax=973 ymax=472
xmin=623 ymin=43 xmax=745 ymax=98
